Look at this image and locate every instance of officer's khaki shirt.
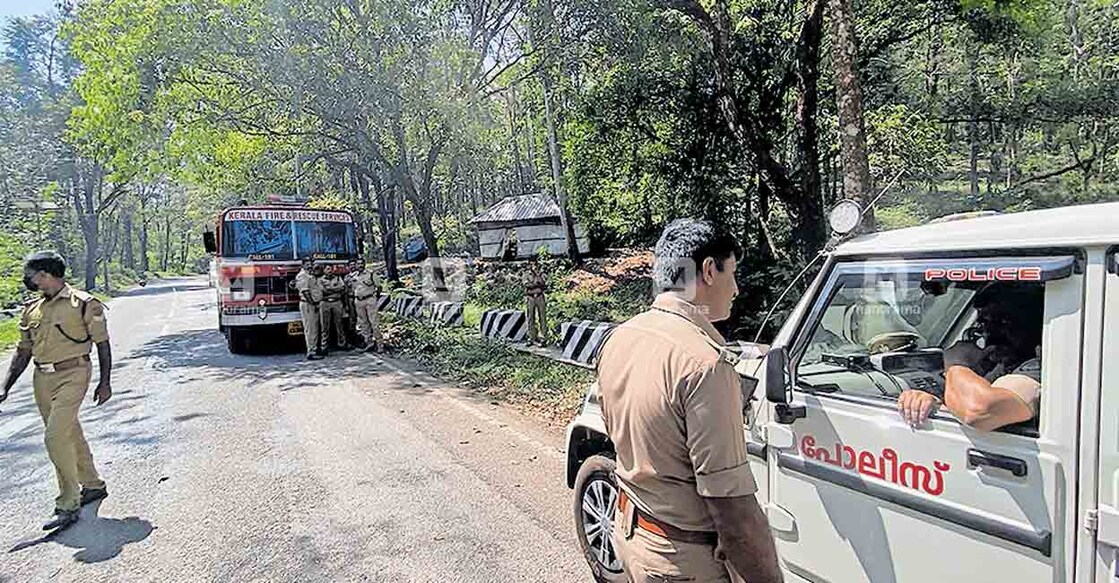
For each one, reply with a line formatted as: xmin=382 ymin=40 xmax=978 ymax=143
xmin=295 ymin=270 xmax=323 ymax=303
xmin=351 ymin=272 xmax=381 ymax=300
xmin=597 ymin=294 xmax=756 ymax=532
xmin=321 ymin=275 xmax=346 ymax=303
xmin=18 ymin=285 xmax=109 ymax=364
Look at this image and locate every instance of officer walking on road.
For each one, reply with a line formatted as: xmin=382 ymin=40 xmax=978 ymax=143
xmin=596 ymin=219 xmax=782 ymax=582
xmin=294 ymin=258 xmax=324 ymax=360
xmin=349 ymin=260 xmax=385 ymax=353
xmin=0 ymin=251 xmax=112 ymax=531
xmin=320 ymin=266 xmax=349 ymax=353
xmin=524 ymin=259 xmax=549 ymax=347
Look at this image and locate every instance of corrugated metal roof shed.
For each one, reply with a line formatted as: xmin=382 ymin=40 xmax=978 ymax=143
xmin=471 ymin=194 xmax=561 ymax=225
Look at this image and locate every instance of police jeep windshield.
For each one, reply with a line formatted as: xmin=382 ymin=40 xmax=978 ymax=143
xmin=793 ymin=257 xmax=1069 ymax=401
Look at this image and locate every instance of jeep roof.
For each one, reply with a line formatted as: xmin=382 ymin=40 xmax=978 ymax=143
xmin=833 ymin=201 xmax=1119 ymax=256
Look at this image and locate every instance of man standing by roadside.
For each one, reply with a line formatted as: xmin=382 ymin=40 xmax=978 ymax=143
xmin=0 ymin=251 xmax=112 ymax=531
xmin=349 ymin=260 xmax=385 ymax=353
xmin=294 ymin=257 xmax=324 ymax=360
xmin=524 ymin=259 xmax=549 ymax=347
xmin=320 ymin=266 xmax=349 ymax=353
xmin=596 ymin=219 xmax=782 ymax=582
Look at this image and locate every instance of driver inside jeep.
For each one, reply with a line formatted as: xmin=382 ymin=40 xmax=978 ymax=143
xmin=897 ymin=283 xmax=1043 ymax=431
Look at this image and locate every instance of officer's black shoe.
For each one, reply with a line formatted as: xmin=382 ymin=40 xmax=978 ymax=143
xmin=307 ymin=353 xmax=323 ymax=361
xmin=42 ymin=509 xmax=79 ymax=531
xmin=80 ymin=486 xmax=108 ymax=506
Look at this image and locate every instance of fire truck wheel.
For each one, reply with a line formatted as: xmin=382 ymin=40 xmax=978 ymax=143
xmin=227 ymin=328 xmax=250 ymax=354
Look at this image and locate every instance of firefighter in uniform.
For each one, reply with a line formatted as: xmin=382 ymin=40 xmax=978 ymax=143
xmin=294 ymin=258 xmax=324 ymax=360
xmin=349 ymin=260 xmax=385 ymax=353
xmin=596 ymin=219 xmax=782 ymax=583
xmin=524 ymin=260 xmax=549 ymax=346
xmin=320 ymin=267 xmax=349 ymax=352
xmin=0 ymin=251 xmax=112 ymax=531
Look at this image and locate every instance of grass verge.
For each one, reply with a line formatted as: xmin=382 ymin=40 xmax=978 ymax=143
xmin=384 ymin=314 xmax=594 ymax=423
xmin=0 ymin=317 xmax=21 ymax=352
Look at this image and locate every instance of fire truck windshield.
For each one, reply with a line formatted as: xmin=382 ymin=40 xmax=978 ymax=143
xmin=221 ymin=211 xmax=357 ymax=260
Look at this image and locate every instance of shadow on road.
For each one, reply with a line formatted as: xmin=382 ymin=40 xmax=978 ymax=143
xmin=7 ymin=500 xmax=154 ymax=562
xmin=129 ymin=327 xmax=420 ymax=394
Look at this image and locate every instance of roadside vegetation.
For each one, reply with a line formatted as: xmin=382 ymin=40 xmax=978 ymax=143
xmin=386 ymin=315 xmax=594 ymax=422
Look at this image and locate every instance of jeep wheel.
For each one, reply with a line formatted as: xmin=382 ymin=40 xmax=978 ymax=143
xmin=573 ymin=455 xmax=626 ymax=582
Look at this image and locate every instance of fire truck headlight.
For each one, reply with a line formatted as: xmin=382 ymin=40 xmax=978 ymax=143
xmin=232 ymin=290 xmax=251 ymax=301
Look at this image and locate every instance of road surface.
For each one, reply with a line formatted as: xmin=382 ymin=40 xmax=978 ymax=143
xmin=0 ymin=278 xmax=589 ymax=582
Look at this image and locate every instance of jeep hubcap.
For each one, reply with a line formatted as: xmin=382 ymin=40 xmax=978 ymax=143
xmin=581 ymin=478 xmax=623 ymax=573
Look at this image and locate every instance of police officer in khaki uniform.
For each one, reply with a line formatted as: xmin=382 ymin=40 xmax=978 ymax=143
xmin=0 ymin=251 xmax=112 ymax=530
xmin=524 ymin=260 xmax=548 ymax=346
xmin=596 ymin=219 xmax=782 ymax=582
xmin=294 ymin=258 xmax=324 ymax=360
xmin=320 ymin=267 xmax=349 ymax=352
xmin=349 ymin=260 xmax=384 ymax=353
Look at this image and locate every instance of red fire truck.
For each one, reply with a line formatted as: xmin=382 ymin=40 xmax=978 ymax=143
xmin=203 ymin=203 xmax=359 ymax=353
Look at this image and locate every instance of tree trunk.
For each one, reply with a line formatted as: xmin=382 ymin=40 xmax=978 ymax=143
xmin=69 ymin=168 xmax=100 ymax=291
xmin=139 ymin=197 xmax=150 ymax=273
xmin=795 ymin=0 xmax=826 ymax=245
xmin=533 ymin=0 xmax=580 ymax=264
xmin=180 ymin=228 xmax=188 ymax=271
xmin=967 ymin=37 xmax=981 ymax=200
xmin=365 ymin=168 xmax=399 ymax=282
xmin=390 ymin=116 xmax=442 ymax=263
xmin=540 ymin=68 xmax=580 ymax=263
xmin=161 ymin=216 xmax=171 ymax=272
xmin=122 ymin=212 xmax=135 ymax=270
xmin=827 ymin=0 xmax=875 ymax=230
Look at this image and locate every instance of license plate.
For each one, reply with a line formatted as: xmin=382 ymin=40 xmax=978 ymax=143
xmin=287 ymin=321 xmax=304 ymax=335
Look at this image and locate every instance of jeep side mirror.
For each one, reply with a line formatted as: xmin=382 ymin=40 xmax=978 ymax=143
xmin=765 ymin=345 xmax=806 ymax=424
xmin=203 ymin=231 xmax=217 ymax=254
xmin=765 ymin=346 xmax=790 ymax=403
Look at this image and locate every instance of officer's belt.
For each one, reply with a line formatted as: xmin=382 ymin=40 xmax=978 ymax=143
xmin=34 ymin=355 xmax=90 ymax=374
xmin=618 ymin=489 xmax=718 ymax=546
xmin=355 ymin=294 xmax=378 ymax=301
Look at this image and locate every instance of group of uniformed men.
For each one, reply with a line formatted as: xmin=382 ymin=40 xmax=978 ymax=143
xmin=293 ymin=257 xmax=384 ymax=360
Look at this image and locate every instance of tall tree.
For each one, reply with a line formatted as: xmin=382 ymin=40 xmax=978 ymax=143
xmin=828 ymin=0 xmax=875 ymax=228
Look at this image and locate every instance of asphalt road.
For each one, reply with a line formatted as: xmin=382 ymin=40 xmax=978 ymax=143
xmin=0 ymin=278 xmax=589 ymax=582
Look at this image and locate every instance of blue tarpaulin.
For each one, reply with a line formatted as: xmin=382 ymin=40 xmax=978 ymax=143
xmin=403 ymin=236 xmax=428 ymax=262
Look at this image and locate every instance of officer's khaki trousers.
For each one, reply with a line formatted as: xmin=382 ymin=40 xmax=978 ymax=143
xmin=525 ymin=294 xmax=548 ymax=344
xmin=299 ymin=301 xmax=321 ymax=354
xmin=33 ymin=363 xmax=104 ymax=512
xmin=613 ymin=521 xmax=744 ymax=583
xmin=354 ymin=298 xmax=383 ymax=347
xmin=320 ymin=301 xmax=346 ymax=349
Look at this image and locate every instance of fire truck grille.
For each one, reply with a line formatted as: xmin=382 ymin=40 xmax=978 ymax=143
xmin=254 ymin=274 xmax=299 ymax=303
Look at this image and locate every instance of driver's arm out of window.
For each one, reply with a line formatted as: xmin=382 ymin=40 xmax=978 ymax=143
xmin=943 ymin=366 xmax=1037 ymax=431
xmin=898 ymin=368 xmax=1038 ymax=431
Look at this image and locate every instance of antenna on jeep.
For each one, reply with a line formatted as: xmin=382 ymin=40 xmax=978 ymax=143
xmin=750 ymin=169 xmax=906 ymax=345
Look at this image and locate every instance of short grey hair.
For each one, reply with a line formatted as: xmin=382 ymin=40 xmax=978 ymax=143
xmin=652 ymin=219 xmax=742 ymax=291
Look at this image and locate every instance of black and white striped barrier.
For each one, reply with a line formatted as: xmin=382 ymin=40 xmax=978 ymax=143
xmin=375 ymin=295 xmax=391 ymax=312
xmin=480 ymin=309 xmax=527 ymax=342
xmin=430 ymin=301 xmax=464 ymax=326
xmin=559 ymin=320 xmax=616 ymax=366
xmin=391 ymin=296 xmax=424 ymax=319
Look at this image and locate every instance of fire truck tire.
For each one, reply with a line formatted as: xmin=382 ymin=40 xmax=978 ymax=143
xmin=227 ymin=328 xmax=250 ymax=354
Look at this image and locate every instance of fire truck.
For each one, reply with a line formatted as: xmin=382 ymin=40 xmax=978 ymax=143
xmin=203 ymin=202 xmax=359 ymax=354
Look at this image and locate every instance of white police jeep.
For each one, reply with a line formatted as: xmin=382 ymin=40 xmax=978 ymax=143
xmin=565 ymin=201 xmax=1119 ymax=582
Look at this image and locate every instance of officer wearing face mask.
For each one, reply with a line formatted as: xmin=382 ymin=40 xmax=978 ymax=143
xmin=0 ymin=251 xmax=112 ymax=531
xmin=898 ymin=283 xmax=1044 ymax=431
